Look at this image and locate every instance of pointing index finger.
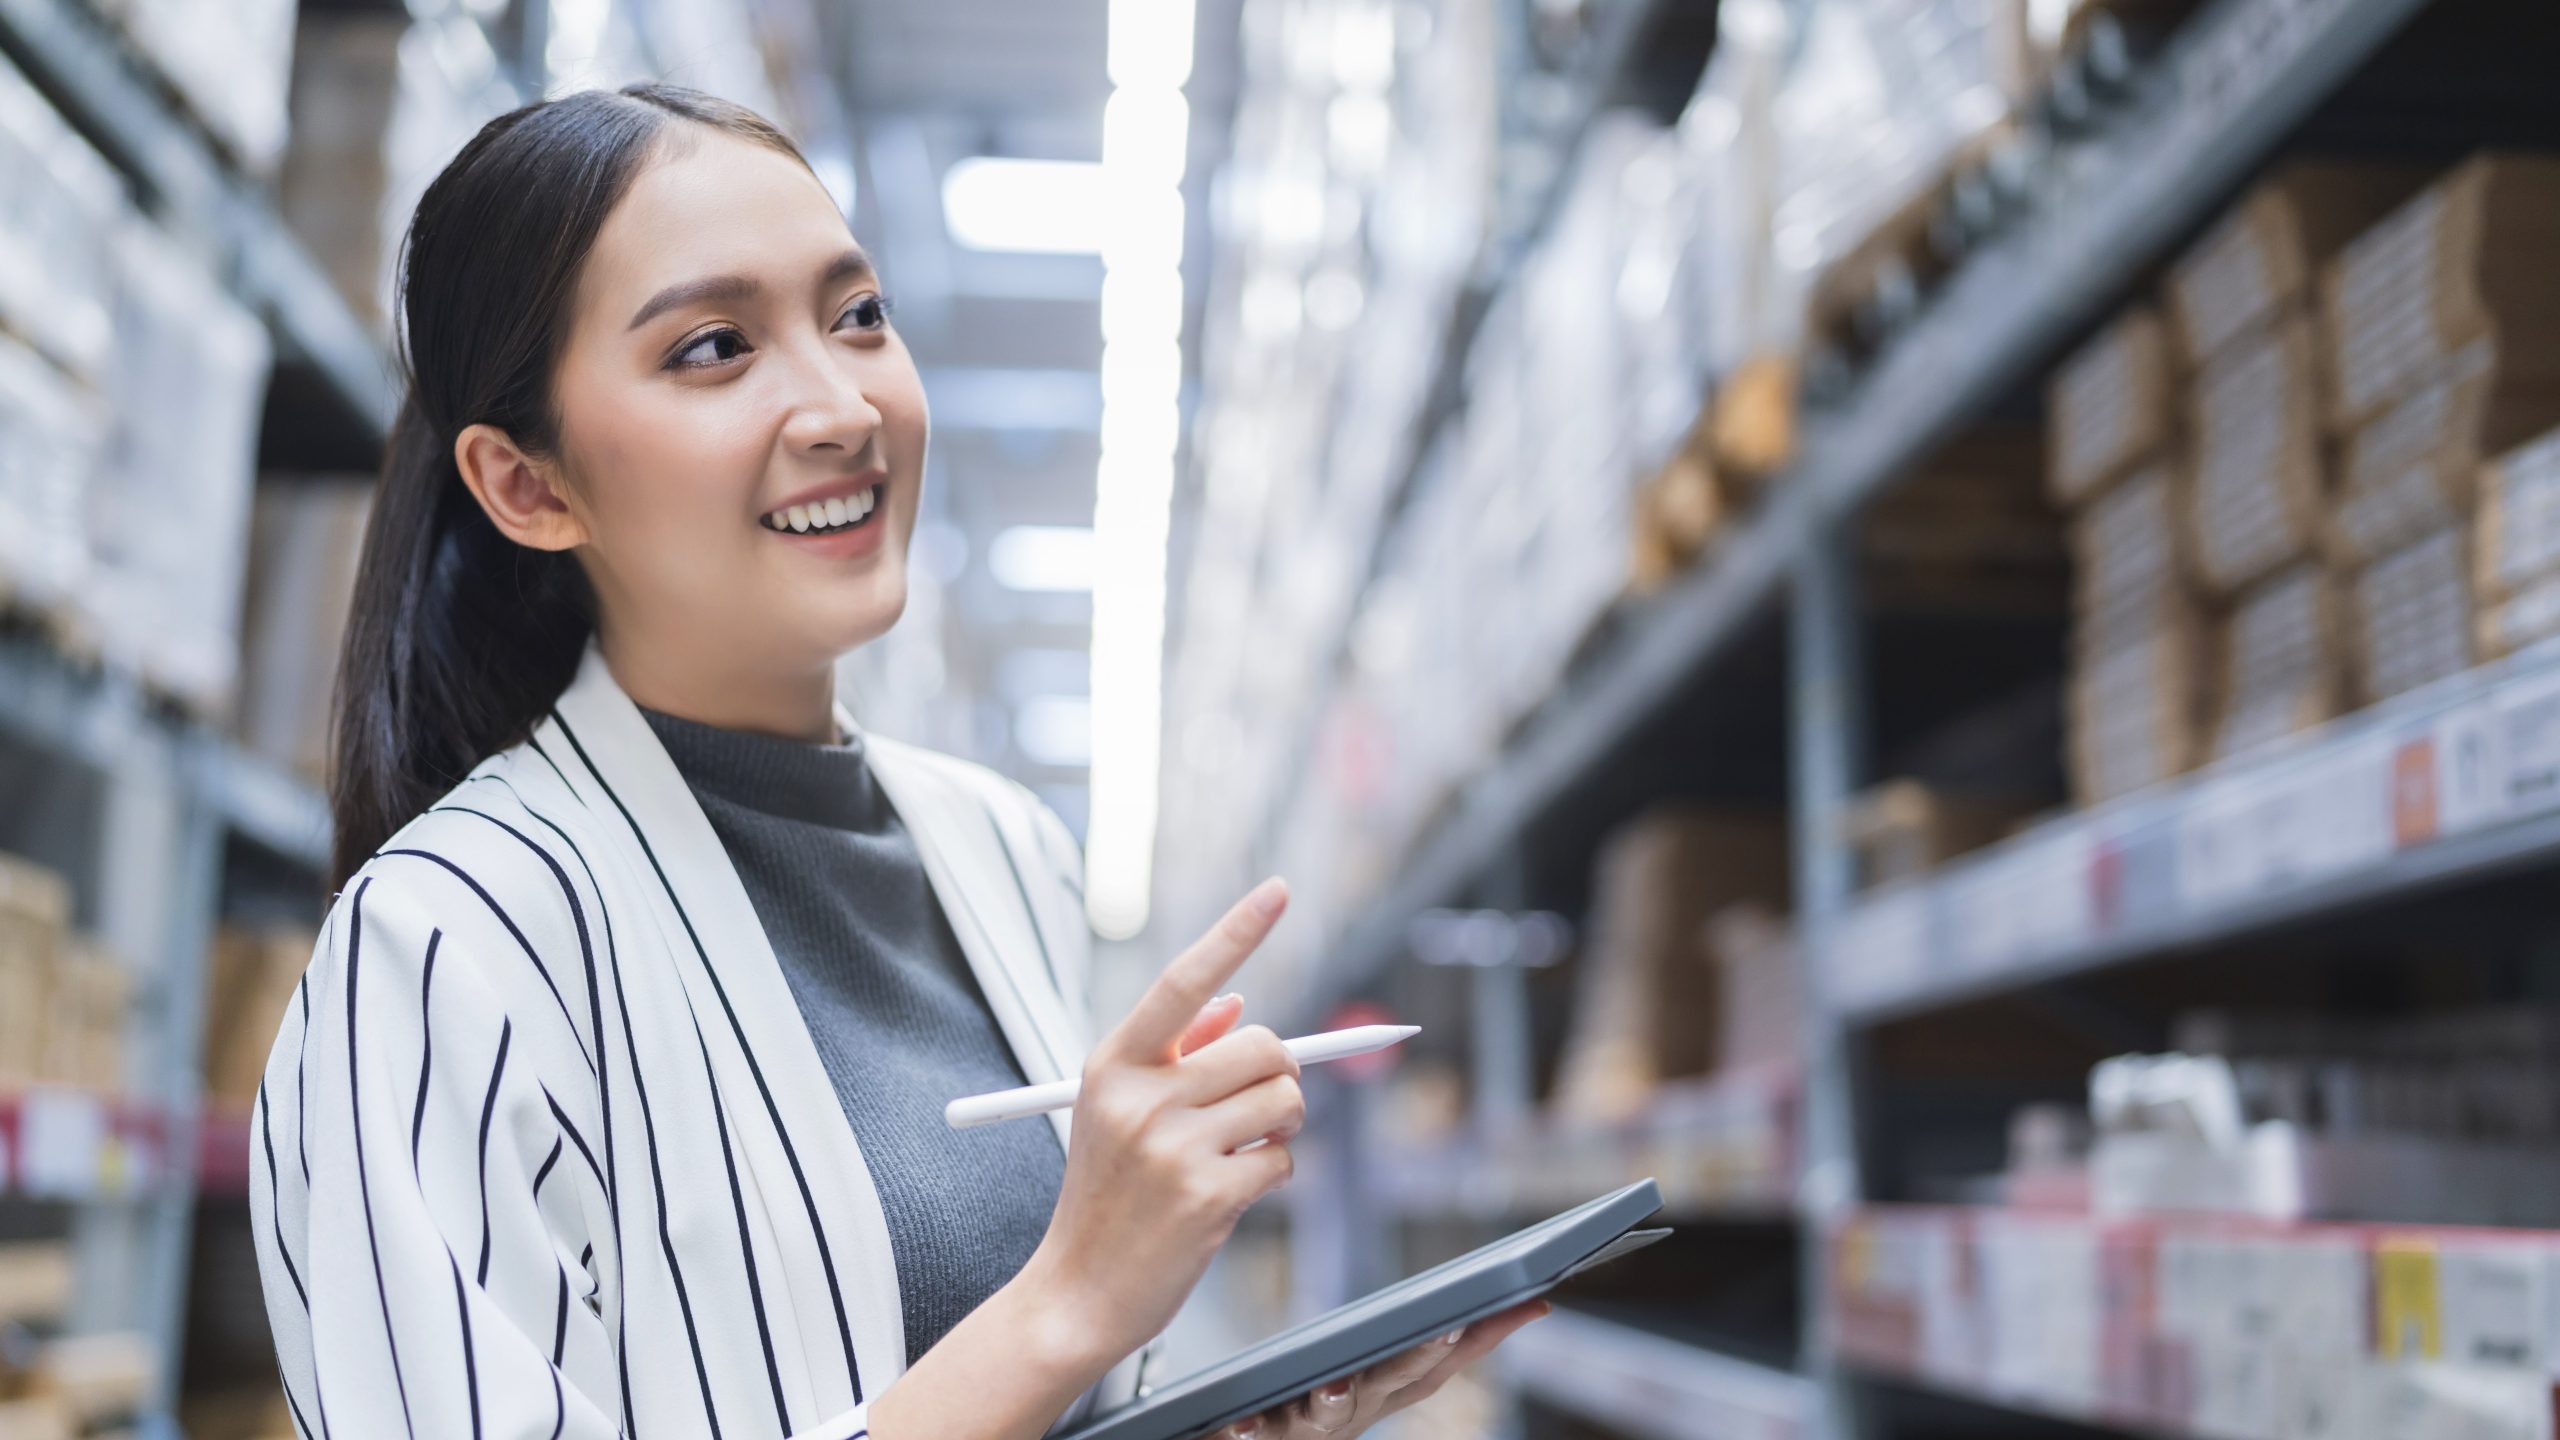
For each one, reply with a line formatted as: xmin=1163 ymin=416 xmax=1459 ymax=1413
xmin=1112 ymin=878 xmax=1288 ymax=1061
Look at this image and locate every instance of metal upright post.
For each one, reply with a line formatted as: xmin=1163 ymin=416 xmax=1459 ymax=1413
xmin=1790 ymin=523 xmax=1874 ymax=1440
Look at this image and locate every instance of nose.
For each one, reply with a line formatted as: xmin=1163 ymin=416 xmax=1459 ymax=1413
xmin=778 ymin=336 xmax=885 ymax=458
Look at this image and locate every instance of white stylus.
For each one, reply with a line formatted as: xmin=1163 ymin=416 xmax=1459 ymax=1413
xmin=944 ymin=1024 xmax=1421 ymax=1129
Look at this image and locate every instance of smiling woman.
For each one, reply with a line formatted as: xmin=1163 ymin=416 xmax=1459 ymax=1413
xmin=252 ymin=78 xmax=1541 ymax=1440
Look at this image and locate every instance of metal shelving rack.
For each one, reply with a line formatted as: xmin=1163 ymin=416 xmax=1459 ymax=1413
xmin=0 ymin=1 xmax=395 ymax=1433
xmin=1260 ymin=0 xmax=2502 ymax=1433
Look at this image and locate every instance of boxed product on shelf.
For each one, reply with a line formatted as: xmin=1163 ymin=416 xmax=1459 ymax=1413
xmin=1711 ymin=353 xmax=1797 ymax=479
xmin=1627 ymin=435 xmax=1725 ymax=595
xmin=96 ymin=0 xmax=299 ymax=176
xmin=2473 ymin=422 xmax=2560 ymax=610
xmin=203 ymin=924 xmax=314 ymax=1109
xmin=2163 ymin=161 xmax=2428 ymax=368
xmin=2321 ymin=151 xmax=2560 ymax=431
xmin=0 ymin=851 xmax=70 ymax=1092
xmin=2068 ymin=588 xmax=2208 ymax=805
xmin=0 ymin=334 xmax=107 ymax=636
xmin=2186 ymin=310 xmax=2327 ymax=594
xmin=2478 ymin=420 xmax=2560 ymax=655
xmin=0 ymin=54 xmax=129 ymax=386
xmin=1829 ymin=1206 xmax=2560 ymax=1440
xmin=79 ymin=215 xmax=269 ymax=722
xmin=0 ymin=1243 xmax=72 ymax=1327
xmin=2330 ymin=335 xmax=2560 ymax=566
xmin=232 ymin=480 xmax=376 ymax=786
xmin=21 ymin=1331 xmax=154 ymax=1431
xmin=1703 ymin=904 xmax=1801 ymax=1076
xmin=2205 ymin=562 xmax=2344 ymax=760
xmin=2349 ymin=524 xmax=2476 ymax=705
xmin=38 ymin=937 xmax=131 ymax=1097
xmin=2047 ymin=305 xmax=2175 ymax=506
xmin=2069 ymin=458 xmax=2193 ymax=648
xmin=1841 ymin=780 xmax=2041 ymax=891
xmin=278 ymin=12 xmax=408 ymax=337
xmin=1550 ymin=809 xmax=1791 ymax=1125
xmin=0 ymin=1397 xmax=71 ymax=1439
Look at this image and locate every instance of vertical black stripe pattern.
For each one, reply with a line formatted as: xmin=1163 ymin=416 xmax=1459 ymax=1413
xmin=377 ymin=848 xmax=598 ymax=1077
xmin=411 ymin=932 xmax=441 ymax=1164
xmin=345 ymin=879 xmax=421 ymax=1440
xmin=475 ymin=1019 xmax=513 ymax=1286
xmin=551 ymin=708 xmax=866 ymax=1402
xmin=689 ymin=1016 xmax=793 ymax=1435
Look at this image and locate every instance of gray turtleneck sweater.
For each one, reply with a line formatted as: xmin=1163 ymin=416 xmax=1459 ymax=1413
xmin=636 ymin=704 xmax=1069 ymax=1371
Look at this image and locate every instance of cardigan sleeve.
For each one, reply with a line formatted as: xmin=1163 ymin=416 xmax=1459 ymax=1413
xmin=249 ymin=865 xmax=651 ymax=1440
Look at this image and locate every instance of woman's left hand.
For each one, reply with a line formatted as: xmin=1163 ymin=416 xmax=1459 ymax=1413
xmin=1207 ymin=1297 xmax=1552 ymax=1439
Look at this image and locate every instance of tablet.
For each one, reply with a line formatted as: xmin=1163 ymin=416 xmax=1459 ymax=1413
xmin=1054 ymin=1177 xmax=1671 ymax=1440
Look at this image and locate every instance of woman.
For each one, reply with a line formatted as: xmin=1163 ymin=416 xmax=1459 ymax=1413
xmin=247 ymin=82 xmax=1547 ymax=1440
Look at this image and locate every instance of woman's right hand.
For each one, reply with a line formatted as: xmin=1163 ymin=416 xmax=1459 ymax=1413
xmin=1024 ymin=875 xmax=1305 ymax=1370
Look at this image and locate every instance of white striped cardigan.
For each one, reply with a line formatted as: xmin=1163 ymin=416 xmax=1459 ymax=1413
xmin=249 ymin=636 xmax=1164 ymax=1439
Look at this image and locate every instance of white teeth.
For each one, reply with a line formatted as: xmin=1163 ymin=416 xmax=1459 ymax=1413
xmin=763 ymin=485 xmax=880 ymax=533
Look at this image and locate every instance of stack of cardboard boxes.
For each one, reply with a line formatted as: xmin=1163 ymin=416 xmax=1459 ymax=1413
xmin=2324 ymin=154 xmax=2560 ymax=704
xmin=2054 ymin=154 xmax=2560 ymax=805
xmin=0 ymin=852 xmax=130 ymax=1100
xmin=201 ymin=925 xmax=316 ymax=1112
xmin=2047 ymin=308 xmax=2194 ymax=801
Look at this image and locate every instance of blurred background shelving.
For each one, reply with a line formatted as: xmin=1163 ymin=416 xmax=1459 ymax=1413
xmin=4 ymin=0 xmax=2560 ymax=1436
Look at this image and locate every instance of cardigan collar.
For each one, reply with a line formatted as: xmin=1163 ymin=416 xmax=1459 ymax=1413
xmin=543 ymin=636 xmax=1085 ymax=1400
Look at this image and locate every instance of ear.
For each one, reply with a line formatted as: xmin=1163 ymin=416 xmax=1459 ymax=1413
xmin=455 ymin=421 xmax=588 ymax=551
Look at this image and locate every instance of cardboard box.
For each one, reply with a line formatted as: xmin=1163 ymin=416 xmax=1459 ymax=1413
xmin=2187 ymin=310 xmax=2327 ymax=594
xmin=2350 ymin=526 xmax=2476 ymax=705
xmin=2206 ymin=564 xmax=2346 ymax=761
xmin=2473 ymin=422 xmax=2560 ymax=601
xmin=0 ymin=1244 xmax=72 ymax=1327
xmin=1842 ymin=780 xmax=2042 ymax=890
xmin=2332 ymin=338 xmax=2560 ymax=566
xmin=2049 ymin=306 xmax=2176 ymax=505
xmin=2070 ymin=590 xmax=2209 ymax=804
xmin=1712 ymin=353 xmax=1799 ymax=479
xmin=0 ymin=852 xmax=69 ymax=1091
xmin=2166 ymin=162 xmax=2431 ymax=368
xmin=2072 ymin=458 xmax=2195 ymax=650
xmin=26 ymin=1331 xmax=153 ymax=1428
xmin=2321 ymin=153 xmax=2560 ymax=430
xmin=1704 ymin=904 xmax=1801 ymax=1075
xmin=203 ymin=925 xmax=313 ymax=1108
xmin=38 ymin=937 xmax=131 ymax=1095
xmin=1551 ymin=809 xmax=1792 ymax=1124
xmin=231 ymin=481 xmax=374 ymax=786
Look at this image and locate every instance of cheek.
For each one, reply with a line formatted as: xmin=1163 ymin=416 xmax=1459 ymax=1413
xmin=561 ymin=386 xmax=765 ymax=565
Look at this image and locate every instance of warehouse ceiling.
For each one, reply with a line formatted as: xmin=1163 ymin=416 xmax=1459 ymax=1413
xmin=823 ymin=0 xmax=1239 ymax=832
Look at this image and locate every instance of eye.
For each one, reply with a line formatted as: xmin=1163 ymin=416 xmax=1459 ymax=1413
xmin=669 ymin=326 xmax=751 ymax=370
xmin=838 ymin=292 xmax=895 ymax=333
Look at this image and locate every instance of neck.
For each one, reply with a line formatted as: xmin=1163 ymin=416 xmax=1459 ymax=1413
xmin=597 ymin=628 xmax=840 ymax=744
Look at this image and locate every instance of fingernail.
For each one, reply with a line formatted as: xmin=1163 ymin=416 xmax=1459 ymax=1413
xmin=1215 ymin=992 xmax=1243 ymax=1008
xmin=1442 ymin=1327 xmax=1464 ymax=1345
xmin=1251 ymin=877 xmax=1286 ymax=918
xmin=1320 ymin=1380 xmax=1352 ymax=1401
xmin=1230 ymin=1420 xmax=1259 ymax=1439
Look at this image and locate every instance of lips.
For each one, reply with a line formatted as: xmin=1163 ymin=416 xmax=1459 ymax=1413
xmin=760 ymin=481 xmax=883 ymax=534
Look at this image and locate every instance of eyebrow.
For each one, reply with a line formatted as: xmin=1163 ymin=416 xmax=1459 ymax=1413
xmin=625 ymin=247 xmax=877 ymax=332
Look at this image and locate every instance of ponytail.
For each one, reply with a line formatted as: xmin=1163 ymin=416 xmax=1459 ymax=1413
xmin=325 ymin=82 xmax=820 ymax=892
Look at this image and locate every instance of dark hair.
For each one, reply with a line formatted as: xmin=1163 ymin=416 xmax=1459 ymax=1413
xmin=329 ymin=82 xmax=818 ymax=892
